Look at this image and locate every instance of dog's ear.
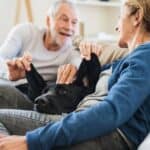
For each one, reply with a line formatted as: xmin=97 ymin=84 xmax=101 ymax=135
xmin=26 ymin=63 xmax=47 ymax=99
xmin=74 ymin=53 xmax=101 ymax=93
xmin=86 ymin=53 xmax=101 ymax=92
xmin=73 ymin=59 xmax=88 ymax=87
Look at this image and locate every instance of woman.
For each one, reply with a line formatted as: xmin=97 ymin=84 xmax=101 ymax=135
xmin=0 ymin=0 xmax=150 ymax=149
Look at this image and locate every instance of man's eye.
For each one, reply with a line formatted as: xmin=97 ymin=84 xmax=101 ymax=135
xmin=62 ymin=18 xmax=68 ymax=22
xmin=72 ymin=21 xmax=77 ymax=25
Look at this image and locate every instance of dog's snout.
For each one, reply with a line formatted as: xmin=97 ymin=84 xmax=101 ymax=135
xmin=35 ymin=97 xmax=49 ymax=106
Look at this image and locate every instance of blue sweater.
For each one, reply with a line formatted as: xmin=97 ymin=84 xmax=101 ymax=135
xmin=26 ymin=43 xmax=150 ymax=150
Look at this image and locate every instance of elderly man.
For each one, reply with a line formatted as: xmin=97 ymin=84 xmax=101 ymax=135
xmin=0 ymin=0 xmax=81 ymax=109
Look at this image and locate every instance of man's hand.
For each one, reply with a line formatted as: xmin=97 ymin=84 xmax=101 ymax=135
xmin=7 ymin=52 xmax=32 ymax=81
xmin=79 ymin=41 xmax=102 ymax=60
xmin=56 ymin=64 xmax=77 ymax=84
xmin=0 ymin=135 xmax=28 ymax=150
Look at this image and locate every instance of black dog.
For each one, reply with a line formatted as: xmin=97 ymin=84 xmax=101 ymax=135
xmin=26 ymin=53 xmax=101 ymax=114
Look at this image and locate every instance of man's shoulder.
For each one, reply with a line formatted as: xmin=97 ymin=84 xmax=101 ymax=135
xmin=15 ymin=22 xmax=36 ymax=31
xmin=13 ymin=23 xmax=44 ymax=35
xmin=11 ymin=23 xmax=46 ymax=41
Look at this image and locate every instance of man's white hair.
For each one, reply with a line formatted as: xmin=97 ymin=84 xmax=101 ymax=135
xmin=47 ymin=0 xmax=78 ymax=18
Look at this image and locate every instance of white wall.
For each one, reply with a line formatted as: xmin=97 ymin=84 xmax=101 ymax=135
xmin=77 ymin=4 xmax=120 ymax=36
xmin=0 ymin=0 xmax=120 ymax=44
xmin=0 ymin=0 xmax=15 ymax=44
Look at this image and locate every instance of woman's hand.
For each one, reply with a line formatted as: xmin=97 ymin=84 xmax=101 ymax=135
xmin=79 ymin=41 xmax=102 ymax=60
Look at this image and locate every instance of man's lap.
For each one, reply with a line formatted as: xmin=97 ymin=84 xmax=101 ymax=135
xmin=0 ymin=109 xmax=62 ymax=135
xmin=0 ymin=84 xmax=33 ymax=109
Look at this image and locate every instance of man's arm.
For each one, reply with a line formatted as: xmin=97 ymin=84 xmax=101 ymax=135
xmin=0 ymin=23 xmax=31 ymax=80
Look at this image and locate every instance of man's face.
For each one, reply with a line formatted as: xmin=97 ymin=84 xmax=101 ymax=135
xmin=49 ymin=3 xmax=78 ymax=47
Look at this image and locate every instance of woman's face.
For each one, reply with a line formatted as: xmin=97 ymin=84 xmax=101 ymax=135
xmin=116 ymin=5 xmax=136 ymax=48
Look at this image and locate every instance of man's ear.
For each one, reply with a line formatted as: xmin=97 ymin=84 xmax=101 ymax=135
xmin=46 ymin=16 xmax=51 ymax=28
xmin=133 ymin=9 xmax=143 ymax=27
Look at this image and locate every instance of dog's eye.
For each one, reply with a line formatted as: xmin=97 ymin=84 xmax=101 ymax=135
xmin=63 ymin=90 xmax=67 ymax=94
xmin=59 ymin=90 xmax=67 ymax=95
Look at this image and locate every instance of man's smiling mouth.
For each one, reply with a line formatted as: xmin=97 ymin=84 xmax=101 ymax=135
xmin=59 ymin=32 xmax=72 ymax=37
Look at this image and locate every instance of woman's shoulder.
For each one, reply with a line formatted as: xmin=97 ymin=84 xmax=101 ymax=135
xmin=128 ymin=43 xmax=150 ymax=64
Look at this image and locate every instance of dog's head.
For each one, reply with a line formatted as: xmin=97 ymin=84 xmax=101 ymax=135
xmin=34 ymin=84 xmax=86 ymax=114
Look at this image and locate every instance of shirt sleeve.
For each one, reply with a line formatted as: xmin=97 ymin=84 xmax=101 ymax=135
xmin=26 ymin=50 xmax=150 ymax=150
xmin=0 ymin=23 xmax=30 ymax=79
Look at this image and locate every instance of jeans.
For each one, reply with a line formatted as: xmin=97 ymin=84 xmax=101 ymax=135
xmin=0 ymin=85 xmax=136 ymax=150
xmin=0 ymin=84 xmax=33 ymax=109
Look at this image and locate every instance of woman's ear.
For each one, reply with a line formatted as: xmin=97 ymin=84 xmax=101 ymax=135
xmin=133 ymin=8 xmax=143 ymax=27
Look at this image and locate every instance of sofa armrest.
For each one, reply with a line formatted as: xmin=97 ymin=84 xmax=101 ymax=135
xmin=138 ymin=133 xmax=150 ymax=150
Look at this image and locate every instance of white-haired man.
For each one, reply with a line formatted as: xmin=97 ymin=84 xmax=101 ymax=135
xmin=0 ymin=0 xmax=81 ymax=109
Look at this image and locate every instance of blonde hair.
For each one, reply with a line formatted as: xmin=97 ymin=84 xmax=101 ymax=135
xmin=124 ymin=0 xmax=150 ymax=32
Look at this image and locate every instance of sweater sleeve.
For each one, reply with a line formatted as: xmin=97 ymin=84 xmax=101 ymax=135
xmin=26 ymin=48 xmax=150 ymax=150
xmin=0 ymin=23 xmax=31 ymax=79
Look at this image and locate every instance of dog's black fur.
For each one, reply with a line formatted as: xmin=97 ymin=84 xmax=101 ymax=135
xmin=26 ymin=53 xmax=101 ymax=114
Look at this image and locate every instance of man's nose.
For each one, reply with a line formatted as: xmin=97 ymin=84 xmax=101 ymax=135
xmin=66 ymin=21 xmax=73 ymax=31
